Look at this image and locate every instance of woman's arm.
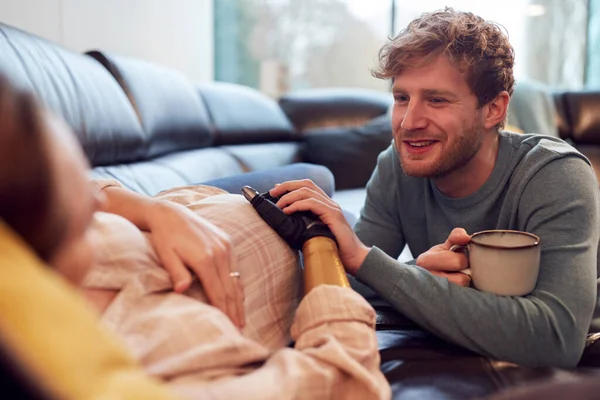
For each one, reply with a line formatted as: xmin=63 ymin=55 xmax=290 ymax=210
xmin=98 ymin=183 xmax=159 ymax=231
xmin=92 ymin=179 xmax=245 ymax=328
xmin=169 ymin=286 xmax=390 ymax=400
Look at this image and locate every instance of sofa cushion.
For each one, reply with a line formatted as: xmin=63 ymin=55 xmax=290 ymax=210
xmin=91 ymin=147 xmax=247 ymax=196
xmin=279 ymin=88 xmax=392 ymax=132
xmin=91 ymin=142 xmax=304 ymax=196
xmin=197 ymin=82 xmax=296 ymax=145
xmin=222 ymin=143 xmax=302 ymax=172
xmin=87 ymin=51 xmax=214 ymax=158
xmin=0 ymin=23 xmax=145 ymax=167
xmin=302 ymin=114 xmax=393 ymax=190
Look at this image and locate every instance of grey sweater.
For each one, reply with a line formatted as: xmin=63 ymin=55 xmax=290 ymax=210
xmin=354 ymin=131 xmax=600 ymax=368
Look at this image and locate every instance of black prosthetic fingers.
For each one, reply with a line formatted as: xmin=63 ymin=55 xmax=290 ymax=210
xmin=241 ymin=186 xmax=336 ymax=250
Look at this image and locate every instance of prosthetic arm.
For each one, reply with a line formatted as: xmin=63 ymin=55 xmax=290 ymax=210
xmin=242 ymin=186 xmax=350 ymax=293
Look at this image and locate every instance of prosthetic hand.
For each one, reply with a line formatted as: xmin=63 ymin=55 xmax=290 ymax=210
xmin=241 ymin=186 xmax=336 ymax=250
xmin=242 ymin=186 xmax=349 ymax=292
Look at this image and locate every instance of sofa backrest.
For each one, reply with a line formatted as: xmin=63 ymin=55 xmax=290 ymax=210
xmin=0 ymin=23 xmax=304 ymax=195
xmin=197 ymin=82 xmax=297 ymax=145
xmin=0 ymin=23 xmax=145 ymax=167
xmin=86 ymin=51 xmax=215 ymax=158
xmin=84 ymin=50 xmax=301 ymax=194
xmin=88 ymin=51 xmax=297 ymax=148
xmin=554 ymin=90 xmax=600 ymax=180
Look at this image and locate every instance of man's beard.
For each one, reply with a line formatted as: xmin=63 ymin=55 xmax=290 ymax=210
xmin=399 ymin=117 xmax=484 ymax=179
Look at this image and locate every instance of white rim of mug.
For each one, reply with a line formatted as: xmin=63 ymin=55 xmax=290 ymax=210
xmin=470 ymin=230 xmax=540 ymax=250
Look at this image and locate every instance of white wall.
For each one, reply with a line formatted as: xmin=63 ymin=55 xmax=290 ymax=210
xmin=0 ymin=0 xmax=214 ymax=83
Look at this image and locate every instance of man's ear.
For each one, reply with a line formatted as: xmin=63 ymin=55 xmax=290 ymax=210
xmin=482 ymin=91 xmax=510 ymax=130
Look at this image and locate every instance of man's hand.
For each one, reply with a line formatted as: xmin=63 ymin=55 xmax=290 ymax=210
xmin=416 ymin=228 xmax=471 ymax=286
xmin=146 ymin=200 xmax=245 ymax=328
xmin=270 ymin=179 xmax=370 ymax=275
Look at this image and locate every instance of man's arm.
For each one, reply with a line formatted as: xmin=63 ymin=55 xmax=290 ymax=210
xmin=353 ymin=146 xmax=406 ymax=259
xmin=357 ymin=157 xmax=599 ymax=367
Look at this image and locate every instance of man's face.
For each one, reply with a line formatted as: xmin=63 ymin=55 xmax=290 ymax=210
xmin=391 ymin=54 xmax=485 ymax=178
xmin=43 ymin=113 xmax=105 ymax=285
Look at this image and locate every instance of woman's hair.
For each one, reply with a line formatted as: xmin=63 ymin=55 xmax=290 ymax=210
xmin=373 ymin=7 xmax=515 ymax=108
xmin=0 ymin=75 xmax=62 ymax=261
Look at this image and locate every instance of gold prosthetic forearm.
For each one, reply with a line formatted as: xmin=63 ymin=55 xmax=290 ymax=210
xmin=302 ymin=236 xmax=350 ymax=293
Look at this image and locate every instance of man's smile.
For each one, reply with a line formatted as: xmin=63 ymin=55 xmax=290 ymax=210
xmin=402 ymin=140 xmax=440 ymax=155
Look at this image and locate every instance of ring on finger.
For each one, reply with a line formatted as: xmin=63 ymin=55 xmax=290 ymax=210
xmin=229 ymin=271 xmax=241 ymax=278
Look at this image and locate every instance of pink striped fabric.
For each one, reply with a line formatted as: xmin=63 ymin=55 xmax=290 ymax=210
xmin=84 ymin=180 xmax=390 ymax=399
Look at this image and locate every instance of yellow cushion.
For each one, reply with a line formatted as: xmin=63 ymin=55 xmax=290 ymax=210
xmin=0 ymin=220 xmax=175 ymax=400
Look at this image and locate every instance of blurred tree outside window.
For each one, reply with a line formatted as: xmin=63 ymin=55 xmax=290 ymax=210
xmin=521 ymin=0 xmax=588 ymax=89
xmin=393 ymin=0 xmax=588 ymax=90
xmin=215 ymin=0 xmax=593 ymax=96
xmin=215 ymin=0 xmax=390 ymax=97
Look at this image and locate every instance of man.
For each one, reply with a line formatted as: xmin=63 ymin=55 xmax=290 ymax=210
xmin=271 ymin=8 xmax=600 ymax=368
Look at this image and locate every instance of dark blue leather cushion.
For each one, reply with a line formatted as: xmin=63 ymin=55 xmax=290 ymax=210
xmin=302 ymin=114 xmax=393 ymax=190
xmin=91 ymin=142 xmax=303 ymax=196
xmin=222 ymin=143 xmax=301 ymax=172
xmin=559 ymin=91 xmax=600 ymax=144
xmin=0 ymin=23 xmax=145 ymax=166
xmin=198 ymin=82 xmax=296 ymax=145
xmin=279 ymin=88 xmax=392 ymax=130
xmin=91 ymin=147 xmax=245 ymax=195
xmin=87 ymin=51 xmax=214 ymax=158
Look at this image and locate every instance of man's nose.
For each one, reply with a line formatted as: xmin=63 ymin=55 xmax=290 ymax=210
xmin=400 ymin=102 xmax=427 ymax=131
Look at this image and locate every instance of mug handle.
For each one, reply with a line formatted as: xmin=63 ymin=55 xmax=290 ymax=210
xmin=450 ymin=244 xmax=471 ymax=277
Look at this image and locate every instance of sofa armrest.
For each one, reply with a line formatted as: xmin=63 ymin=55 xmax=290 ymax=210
xmin=554 ymin=90 xmax=600 ymax=144
xmin=301 ymin=114 xmax=392 ymax=190
xmin=279 ymin=88 xmax=392 ymax=132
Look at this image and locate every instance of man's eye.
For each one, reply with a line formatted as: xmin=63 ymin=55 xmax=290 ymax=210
xmin=394 ymin=95 xmax=408 ymax=103
xmin=430 ymin=98 xmax=447 ymax=104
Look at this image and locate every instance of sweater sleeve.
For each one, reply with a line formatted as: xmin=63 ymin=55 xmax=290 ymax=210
xmin=356 ymin=156 xmax=599 ymax=368
xmin=354 ymin=146 xmax=406 ymax=259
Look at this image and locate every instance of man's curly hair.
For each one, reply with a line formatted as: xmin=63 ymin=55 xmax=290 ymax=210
xmin=373 ymin=8 xmax=515 ymax=111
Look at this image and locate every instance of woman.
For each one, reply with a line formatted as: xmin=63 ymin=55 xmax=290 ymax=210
xmin=0 ymin=75 xmax=390 ymax=399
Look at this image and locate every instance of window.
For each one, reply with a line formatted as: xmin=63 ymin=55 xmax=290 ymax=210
xmin=215 ymin=0 xmax=593 ymax=95
xmin=393 ymin=0 xmax=588 ymax=90
xmin=214 ymin=0 xmax=391 ymax=96
xmin=587 ymin=0 xmax=600 ymax=88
